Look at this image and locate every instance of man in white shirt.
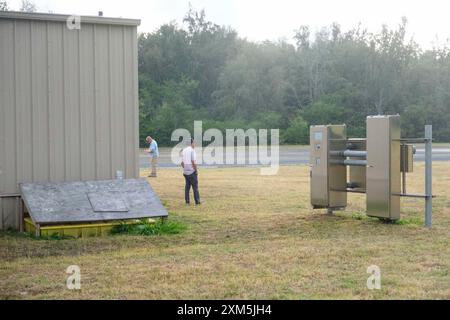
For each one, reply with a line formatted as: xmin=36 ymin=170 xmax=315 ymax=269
xmin=181 ymin=138 xmax=201 ymax=205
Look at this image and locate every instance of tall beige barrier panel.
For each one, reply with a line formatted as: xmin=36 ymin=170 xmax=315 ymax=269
xmin=366 ymin=115 xmax=401 ymax=220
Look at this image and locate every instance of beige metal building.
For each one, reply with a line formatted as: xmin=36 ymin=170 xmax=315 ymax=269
xmin=0 ymin=11 xmax=141 ymax=230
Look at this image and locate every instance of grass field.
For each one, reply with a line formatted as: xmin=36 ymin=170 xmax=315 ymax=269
xmin=1 ymin=163 xmax=449 ymax=299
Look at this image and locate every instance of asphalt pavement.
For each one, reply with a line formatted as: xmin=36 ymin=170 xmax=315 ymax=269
xmin=140 ymin=145 xmax=450 ymax=169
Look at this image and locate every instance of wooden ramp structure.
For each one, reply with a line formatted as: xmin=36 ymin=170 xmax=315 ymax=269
xmin=20 ymin=179 xmax=168 ymax=237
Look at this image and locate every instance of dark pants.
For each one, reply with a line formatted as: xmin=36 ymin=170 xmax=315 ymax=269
xmin=184 ymin=172 xmax=200 ymax=204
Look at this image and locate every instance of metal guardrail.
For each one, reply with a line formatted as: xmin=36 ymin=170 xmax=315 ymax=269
xmin=389 ymin=126 xmax=433 ymax=227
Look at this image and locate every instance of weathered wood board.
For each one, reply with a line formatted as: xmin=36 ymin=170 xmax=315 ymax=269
xmin=20 ymin=179 xmax=168 ymax=225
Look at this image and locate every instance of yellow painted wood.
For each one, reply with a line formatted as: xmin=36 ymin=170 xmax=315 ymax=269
xmin=23 ymin=217 xmax=144 ymax=238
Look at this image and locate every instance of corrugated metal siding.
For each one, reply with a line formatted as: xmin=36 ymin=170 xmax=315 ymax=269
xmin=0 ymin=17 xmax=139 ymax=230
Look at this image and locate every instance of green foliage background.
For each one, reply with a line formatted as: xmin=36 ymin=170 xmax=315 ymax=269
xmin=139 ymin=9 xmax=450 ymax=146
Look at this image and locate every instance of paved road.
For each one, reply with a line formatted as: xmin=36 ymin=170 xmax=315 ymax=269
xmin=140 ymin=146 xmax=450 ymax=169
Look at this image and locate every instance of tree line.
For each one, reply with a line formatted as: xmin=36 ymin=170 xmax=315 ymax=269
xmin=2 ymin=3 xmax=448 ymax=146
xmin=139 ymin=9 xmax=450 ymax=146
xmin=0 ymin=0 xmax=36 ymax=12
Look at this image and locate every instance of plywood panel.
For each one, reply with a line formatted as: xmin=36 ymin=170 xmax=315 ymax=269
xmin=21 ymin=179 xmax=168 ymax=224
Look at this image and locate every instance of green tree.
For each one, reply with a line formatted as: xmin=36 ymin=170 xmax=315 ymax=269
xmin=0 ymin=1 xmax=8 ymax=11
xmin=139 ymin=77 xmax=198 ymax=146
xmin=183 ymin=6 xmax=238 ymax=108
xmin=137 ymin=9 xmax=450 ymax=144
xmin=283 ymin=115 xmax=309 ymax=144
xmin=20 ymin=0 xmax=36 ymax=12
xmin=302 ymin=100 xmax=345 ymax=125
xmin=402 ymin=105 xmax=427 ymax=138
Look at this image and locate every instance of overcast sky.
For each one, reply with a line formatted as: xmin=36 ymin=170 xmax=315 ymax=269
xmin=6 ymin=0 xmax=450 ymax=48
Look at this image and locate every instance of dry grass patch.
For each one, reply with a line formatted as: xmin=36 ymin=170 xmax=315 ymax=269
xmin=0 ymin=163 xmax=449 ymax=299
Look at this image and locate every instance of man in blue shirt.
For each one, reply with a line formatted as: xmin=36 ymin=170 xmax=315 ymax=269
xmin=146 ymin=136 xmax=159 ymax=177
